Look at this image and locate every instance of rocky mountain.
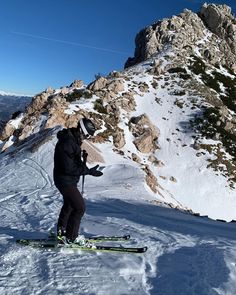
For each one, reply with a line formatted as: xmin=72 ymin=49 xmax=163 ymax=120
xmin=0 ymin=93 xmax=31 ymax=127
xmin=0 ymin=3 xmax=236 ymax=221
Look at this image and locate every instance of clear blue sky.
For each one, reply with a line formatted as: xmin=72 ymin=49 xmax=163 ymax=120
xmin=0 ymin=0 xmax=235 ymax=95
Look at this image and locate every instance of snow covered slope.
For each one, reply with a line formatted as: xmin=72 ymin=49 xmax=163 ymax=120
xmin=1 ymin=3 xmax=236 ymax=294
xmin=1 ymin=4 xmax=235 ymax=222
xmin=0 ymin=141 xmax=236 ymax=294
xmin=1 ymin=48 xmax=236 ymax=221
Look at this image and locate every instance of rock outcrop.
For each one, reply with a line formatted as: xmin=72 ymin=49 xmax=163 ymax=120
xmin=125 ymin=3 xmax=236 ymax=71
xmin=129 ymin=114 xmax=159 ymax=153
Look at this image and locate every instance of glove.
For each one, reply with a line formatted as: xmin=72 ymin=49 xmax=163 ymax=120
xmin=89 ymin=165 xmax=103 ymax=177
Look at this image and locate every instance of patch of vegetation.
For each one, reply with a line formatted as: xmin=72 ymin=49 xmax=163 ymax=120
xmin=167 ymin=67 xmax=191 ymax=80
xmin=213 ymin=71 xmax=236 ymax=113
xmin=167 ymin=67 xmax=187 ymax=74
xmin=179 ymin=73 xmax=192 ymax=80
xmin=194 ymin=107 xmax=236 ymax=160
xmin=170 ymin=90 xmax=186 ymax=96
xmin=93 ymin=99 xmax=107 ymax=114
xmin=193 ymin=105 xmax=236 ymax=187
xmin=188 ymin=56 xmax=236 ymax=113
xmin=202 ymin=73 xmax=221 ymax=93
xmin=65 ymin=89 xmax=92 ymax=102
xmin=188 ymin=55 xmax=206 ymax=75
xmin=203 ymin=69 xmax=236 ymax=112
xmin=97 ymin=126 xmax=114 ymax=141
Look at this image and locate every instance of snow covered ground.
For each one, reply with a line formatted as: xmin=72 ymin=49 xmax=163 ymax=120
xmin=1 ymin=45 xmax=236 ymax=294
xmin=0 ymin=140 xmax=236 ymax=295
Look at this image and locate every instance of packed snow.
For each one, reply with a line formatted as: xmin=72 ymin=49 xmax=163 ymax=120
xmin=0 ymin=139 xmax=236 ymax=294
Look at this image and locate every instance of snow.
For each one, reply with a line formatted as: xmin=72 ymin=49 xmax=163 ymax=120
xmin=0 ymin=131 xmax=236 ymax=294
xmin=120 ymin=61 xmax=236 ymax=221
xmin=0 ymin=90 xmax=31 ymax=97
xmin=64 ymin=96 xmax=97 ymax=115
xmin=9 ymin=113 xmax=24 ymax=129
xmin=0 ymin=46 xmax=236 ymax=294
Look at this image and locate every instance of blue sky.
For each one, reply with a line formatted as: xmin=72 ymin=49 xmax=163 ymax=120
xmin=0 ymin=0 xmax=235 ymax=95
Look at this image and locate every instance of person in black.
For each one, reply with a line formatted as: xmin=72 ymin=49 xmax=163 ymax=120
xmin=53 ymin=117 xmax=103 ymax=243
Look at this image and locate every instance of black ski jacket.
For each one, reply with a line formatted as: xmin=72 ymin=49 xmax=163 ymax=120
xmin=53 ymin=128 xmax=89 ymax=189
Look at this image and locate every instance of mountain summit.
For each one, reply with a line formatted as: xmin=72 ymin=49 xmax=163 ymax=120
xmin=125 ymin=3 xmax=236 ymax=70
xmin=0 ymin=3 xmax=236 ymax=221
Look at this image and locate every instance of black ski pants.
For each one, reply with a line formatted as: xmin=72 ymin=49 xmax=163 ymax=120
xmin=57 ymin=185 xmax=85 ymax=241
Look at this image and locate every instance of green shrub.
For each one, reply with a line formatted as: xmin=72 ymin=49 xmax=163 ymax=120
xmin=195 ymin=107 xmax=236 ymax=160
xmin=65 ymin=89 xmax=92 ymax=102
xmin=188 ymin=55 xmax=206 ymax=75
xmin=93 ymin=99 xmax=107 ymax=114
xmin=167 ymin=67 xmax=187 ymax=74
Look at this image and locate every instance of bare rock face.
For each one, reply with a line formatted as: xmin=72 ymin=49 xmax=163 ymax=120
xmin=70 ymin=80 xmax=84 ymax=88
xmin=0 ymin=121 xmax=15 ymax=141
xmin=113 ymin=127 xmax=126 ymax=149
xmin=129 ymin=114 xmax=159 ymax=153
xmin=45 ymin=96 xmax=69 ymax=129
xmin=115 ymin=92 xmax=136 ymax=112
xmin=200 ymin=4 xmax=236 ymax=52
xmin=133 ymin=130 xmax=154 ymax=153
xmin=45 ymin=87 xmax=54 ymax=95
xmin=125 ymin=4 xmax=236 ymax=71
xmin=107 ymin=79 xmax=124 ymax=93
xmin=125 ymin=9 xmax=205 ymax=68
xmin=26 ymin=92 xmax=49 ymax=115
xmin=87 ymin=77 xmax=108 ymax=91
xmin=143 ymin=164 xmax=159 ymax=193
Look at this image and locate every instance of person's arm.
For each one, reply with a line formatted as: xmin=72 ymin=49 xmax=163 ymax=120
xmin=60 ymin=141 xmax=83 ymax=176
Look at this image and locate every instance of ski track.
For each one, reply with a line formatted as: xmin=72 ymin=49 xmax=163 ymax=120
xmin=1 ymin=151 xmax=236 ymax=294
xmin=1 ymin=184 xmax=236 ymax=294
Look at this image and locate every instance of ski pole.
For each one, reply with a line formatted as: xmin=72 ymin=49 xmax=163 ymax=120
xmin=81 ymin=149 xmax=88 ymax=196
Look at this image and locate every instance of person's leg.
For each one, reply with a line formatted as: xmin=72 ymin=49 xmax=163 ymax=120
xmin=59 ymin=186 xmax=85 ymax=241
xmin=57 ymin=196 xmax=73 ymax=236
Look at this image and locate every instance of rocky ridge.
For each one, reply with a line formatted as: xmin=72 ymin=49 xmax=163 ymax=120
xmin=125 ymin=3 xmax=236 ymax=71
xmin=0 ymin=3 xmax=236 ymax=219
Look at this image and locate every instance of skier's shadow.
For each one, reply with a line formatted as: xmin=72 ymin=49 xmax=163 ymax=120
xmin=0 ymin=227 xmax=45 ymax=241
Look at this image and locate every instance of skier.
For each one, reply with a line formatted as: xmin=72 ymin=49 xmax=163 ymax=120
xmin=53 ymin=117 xmax=103 ymax=245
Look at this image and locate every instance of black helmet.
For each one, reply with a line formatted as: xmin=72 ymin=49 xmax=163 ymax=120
xmin=78 ymin=118 xmax=96 ymax=137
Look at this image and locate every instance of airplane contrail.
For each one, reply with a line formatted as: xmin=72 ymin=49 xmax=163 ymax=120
xmin=11 ymin=31 xmax=129 ymax=55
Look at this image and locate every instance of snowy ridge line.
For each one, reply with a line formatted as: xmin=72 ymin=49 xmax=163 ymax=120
xmin=151 ymin=198 xmax=236 ymax=223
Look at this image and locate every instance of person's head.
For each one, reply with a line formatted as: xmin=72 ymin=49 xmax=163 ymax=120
xmin=78 ymin=118 xmax=96 ymax=140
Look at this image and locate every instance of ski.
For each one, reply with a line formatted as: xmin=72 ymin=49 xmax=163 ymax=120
xmin=84 ymin=234 xmax=131 ymax=242
xmin=16 ymin=238 xmax=147 ymax=253
xmin=61 ymin=244 xmax=148 ymax=253
xmin=48 ymin=232 xmax=131 ymax=243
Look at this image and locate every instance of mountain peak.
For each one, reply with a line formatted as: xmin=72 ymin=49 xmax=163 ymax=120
xmin=125 ymin=3 xmax=236 ymax=71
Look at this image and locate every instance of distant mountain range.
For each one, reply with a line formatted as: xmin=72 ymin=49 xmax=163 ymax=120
xmin=0 ymin=92 xmax=31 ymax=122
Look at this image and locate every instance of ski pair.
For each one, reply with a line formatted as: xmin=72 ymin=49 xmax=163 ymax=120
xmin=16 ymin=234 xmax=147 ymax=253
xmin=49 ymin=232 xmax=131 ymax=243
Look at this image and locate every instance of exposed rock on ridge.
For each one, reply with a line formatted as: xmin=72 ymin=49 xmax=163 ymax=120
xmin=125 ymin=3 xmax=236 ymax=71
